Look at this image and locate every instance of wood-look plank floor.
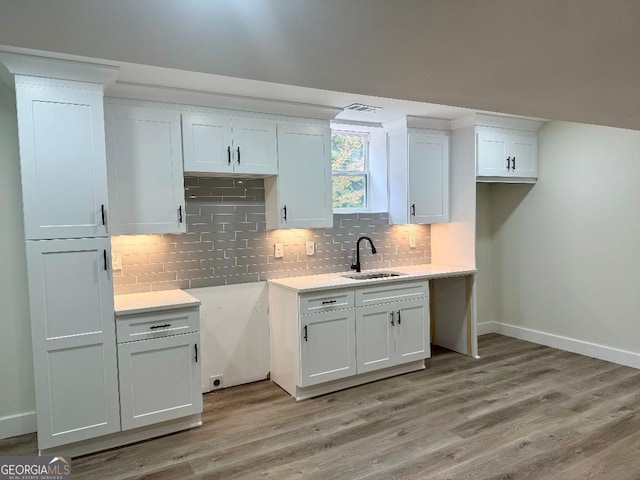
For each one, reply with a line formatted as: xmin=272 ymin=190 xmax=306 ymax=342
xmin=3 ymin=334 xmax=640 ymax=479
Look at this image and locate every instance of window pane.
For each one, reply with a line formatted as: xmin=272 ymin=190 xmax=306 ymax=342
xmin=332 ymin=175 xmax=366 ymax=208
xmin=331 ymin=133 xmax=366 ymax=172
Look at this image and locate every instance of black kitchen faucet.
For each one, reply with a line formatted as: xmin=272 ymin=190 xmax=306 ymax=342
xmin=351 ymin=236 xmax=378 ymax=273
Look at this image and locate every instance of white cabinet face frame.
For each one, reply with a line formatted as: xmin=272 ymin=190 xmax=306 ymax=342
xmin=299 ymin=309 xmax=357 ymax=387
xmin=105 ymin=104 xmax=186 ymax=234
xmin=408 ymin=131 xmax=450 ymax=224
xmin=118 ymin=332 xmax=202 ymax=431
xmin=476 ymin=129 xmax=538 ymax=179
xmin=182 ymin=113 xmax=277 ymax=176
xmin=26 ymin=237 xmax=119 ymax=449
xmin=266 ymin=122 xmax=333 ymax=229
xmin=16 ymin=77 xmax=109 ymax=240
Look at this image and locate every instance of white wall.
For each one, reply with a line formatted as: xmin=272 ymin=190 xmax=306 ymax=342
xmin=490 ymin=121 xmax=640 ymax=363
xmin=0 ymin=82 xmax=36 ymax=428
xmin=475 ymin=183 xmax=494 ymax=332
xmin=187 ymin=283 xmax=270 ymax=392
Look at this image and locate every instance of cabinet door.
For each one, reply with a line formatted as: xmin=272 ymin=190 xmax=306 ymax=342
xmin=268 ymin=123 xmax=332 ymax=229
xmin=118 ymin=332 xmax=202 ymax=430
xmin=15 ymin=77 xmax=109 ymax=240
xmin=394 ymin=298 xmax=430 ymax=365
xmin=408 ymin=131 xmax=450 ymax=224
xmin=232 ymin=118 xmax=278 ymax=175
xmin=300 ymin=309 xmax=356 ymax=387
xmin=355 ymin=304 xmax=395 ymax=374
xmin=477 ymin=131 xmax=510 ymax=177
xmin=182 ymin=113 xmax=233 ymax=174
xmin=105 ymin=104 xmax=186 ymax=234
xmin=25 ymin=238 xmax=119 ymax=450
xmin=509 ymin=134 xmax=537 ymax=178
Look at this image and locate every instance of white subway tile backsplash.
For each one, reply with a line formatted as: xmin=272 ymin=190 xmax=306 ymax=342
xmin=111 ymin=177 xmax=431 ymax=294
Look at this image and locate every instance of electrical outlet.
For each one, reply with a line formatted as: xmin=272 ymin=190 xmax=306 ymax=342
xmin=209 ymin=374 xmax=224 ymax=390
xmin=409 ymin=235 xmax=417 ymax=248
xmin=306 ymin=240 xmax=315 ymax=256
xmin=112 ymin=252 xmax=122 ymax=271
xmin=274 ymin=243 xmax=284 ymax=258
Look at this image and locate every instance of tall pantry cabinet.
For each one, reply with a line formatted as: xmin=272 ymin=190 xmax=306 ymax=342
xmin=14 ymin=76 xmax=120 ymax=451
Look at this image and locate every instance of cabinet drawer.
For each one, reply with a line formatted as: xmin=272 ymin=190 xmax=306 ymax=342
xmin=355 ymin=280 xmax=428 ymax=307
xmin=116 ymin=308 xmax=199 ymax=343
xmin=300 ymin=289 xmax=354 ymax=315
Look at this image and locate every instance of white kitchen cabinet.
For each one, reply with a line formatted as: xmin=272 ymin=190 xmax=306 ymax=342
xmin=105 ymin=102 xmax=186 ymax=234
xmin=388 ymin=128 xmax=450 ymax=225
xmin=300 ymin=309 xmax=357 ymax=387
xmin=115 ymin=296 xmax=203 ymax=431
xmin=265 ymin=122 xmax=333 ymax=229
xmin=355 ymin=304 xmax=395 ymax=374
xmin=25 ymin=237 xmax=120 ymax=450
xmin=269 ymin=280 xmax=430 ymax=400
xmin=356 ymin=288 xmax=430 ymax=374
xmin=15 ymin=76 xmax=110 ymax=240
xmin=182 ymin=113 xmax=277 ymax=175
xmin=118 ymin=332 xmax=202 ymax=430
xmin=476 ymin=128 xmax=538 ymax=181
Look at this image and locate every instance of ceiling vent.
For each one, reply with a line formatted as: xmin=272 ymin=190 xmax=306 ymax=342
xmin=343 ymin=103 xmax=382 ymax=113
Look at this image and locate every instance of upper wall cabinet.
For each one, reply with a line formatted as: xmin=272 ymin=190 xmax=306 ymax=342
xmin=265 ymin=122 xmax=333 ymax=229
xmin=15 ymin=76 xmax=110 ymax=240
xmin=387 ymin=128 xmax=450 ymax=225
xmin=105 ymin=102 xmax=186 ymax=235
xmin=476 ymin=128 xmax=538 ymax=182
xmin=182 ymin=113 xmax=278 ymax=176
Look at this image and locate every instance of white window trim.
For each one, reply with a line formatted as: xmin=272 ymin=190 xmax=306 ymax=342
xmin=331 ymin=129 xmax=370 ymax=212
xmin=330 ymin=122 xmax=388 ymax=214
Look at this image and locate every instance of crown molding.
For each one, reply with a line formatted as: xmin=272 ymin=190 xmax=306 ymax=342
xmin=106 ymin=81 xmax=342 ymax=120
xmin=0 ymin=51 xmax=119 ymax=87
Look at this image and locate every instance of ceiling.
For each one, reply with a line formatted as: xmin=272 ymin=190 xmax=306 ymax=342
xmin=0 ymin=0 xmax=638 ymax=130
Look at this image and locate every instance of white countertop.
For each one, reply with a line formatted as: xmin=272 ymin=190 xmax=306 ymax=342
xmin=114 ymin=289 xmax=201 ymax=316
xmin=267 ymin=264 xmax=477 ymax=293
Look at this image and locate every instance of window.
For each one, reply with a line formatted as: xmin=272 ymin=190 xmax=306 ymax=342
xmin=331 ymin=131 xmax=369 ymax=210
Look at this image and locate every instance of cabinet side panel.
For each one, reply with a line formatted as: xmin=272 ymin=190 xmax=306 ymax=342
xmin=268 ymin=285 xmax=299 ymax=396
xmin=388 ymin=132 xmax=409 ymax=224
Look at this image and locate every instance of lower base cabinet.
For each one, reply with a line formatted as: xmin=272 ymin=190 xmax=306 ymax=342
xmin=300 ymin=309 xmax=357 ymax=387
xmin=115 ymin=305 xmax=203 ymax=431
xmin=269 ymin=280 xmax=430 ymax=399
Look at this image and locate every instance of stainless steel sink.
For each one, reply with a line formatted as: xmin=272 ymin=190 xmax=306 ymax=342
xmin=342 ymin=271 xmax=404 ymax=280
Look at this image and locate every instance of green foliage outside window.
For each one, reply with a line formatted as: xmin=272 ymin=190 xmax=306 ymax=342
xmin=331 ymin=132 xmax=367 ymax=208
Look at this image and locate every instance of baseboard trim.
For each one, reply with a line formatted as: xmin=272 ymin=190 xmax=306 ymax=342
xmin=476 ymin=321 xmax=497 ymax=336
xmin=494 ymin=322 xmax=640 ymax=370
xmin=0 ymin=411 xmax=37 ymax=440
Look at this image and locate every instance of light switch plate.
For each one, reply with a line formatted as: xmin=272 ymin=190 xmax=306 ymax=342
xmin=409 ymin=235 xmax=417 ymax=248
xmin=112 ymin=252 xmax=122 ymax=271
xmin=306 ymin=240 xmax=315 ymax=256
xmin=274 ymin=243 xmax=284 ymax=258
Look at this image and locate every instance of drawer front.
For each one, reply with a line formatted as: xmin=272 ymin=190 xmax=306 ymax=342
xmin=300 ymin=289 xmax=354 ymax=315
xmin=355 ymin=280 xmax=428 ymax=307
xmin=116 ymin=308 xmax=199 ymax=343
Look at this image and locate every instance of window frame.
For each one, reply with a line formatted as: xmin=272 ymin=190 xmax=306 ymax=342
xmin=331 ymin=129 xmax=370 ymax=213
